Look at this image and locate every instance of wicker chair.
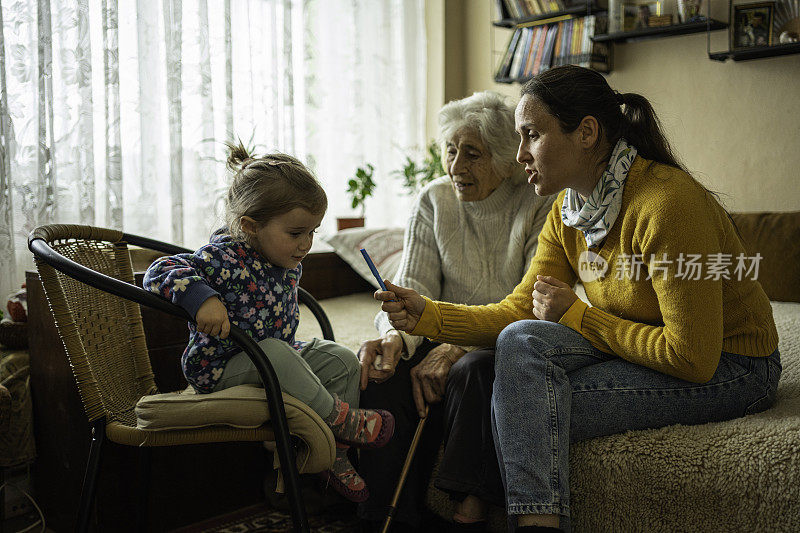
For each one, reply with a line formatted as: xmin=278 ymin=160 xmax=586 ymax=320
xmin=28 ymin=224 xmax=337 ymax=533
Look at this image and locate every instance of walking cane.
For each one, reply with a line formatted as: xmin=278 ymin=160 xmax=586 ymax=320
xmin=380 ymin=405 xmax=429 ymax=533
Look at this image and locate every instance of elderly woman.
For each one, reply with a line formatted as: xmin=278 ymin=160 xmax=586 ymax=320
xmin=357 ymin=91 xmax=553 ymax=532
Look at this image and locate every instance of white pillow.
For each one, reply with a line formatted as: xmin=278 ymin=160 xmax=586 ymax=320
xmin=322 ymin=227 xmax=405 ymax=289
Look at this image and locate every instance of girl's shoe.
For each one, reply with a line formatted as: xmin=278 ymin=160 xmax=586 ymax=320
xmin=325 ymin=394 xmax=395 ymax=449
xmin=318 ymin=444 xmax=369 ymax=503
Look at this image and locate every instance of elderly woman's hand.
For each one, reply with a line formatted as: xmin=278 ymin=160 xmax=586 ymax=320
xmin=357 ymin=331 xmax=405 ymax=390
xmin=532 ymin=275 xmax=579 ymax=322
xmin=409 ymin=343 xmax=465 ymax=417
xmin=374 ymin=280 xmax=426 ymax=333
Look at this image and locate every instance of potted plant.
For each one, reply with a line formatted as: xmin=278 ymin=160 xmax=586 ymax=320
xmin=338 ymin=163 xmax=376 ymax=231
xmin=393 ymin=140 xmax=445 ymax=196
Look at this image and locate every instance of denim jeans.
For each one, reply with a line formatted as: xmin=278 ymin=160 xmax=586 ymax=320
xmin=490 ymin=319 xmax=781 ymax=523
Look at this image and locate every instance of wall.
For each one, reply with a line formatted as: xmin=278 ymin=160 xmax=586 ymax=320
xmin=427 ymin=0 xmax=800 ymax=213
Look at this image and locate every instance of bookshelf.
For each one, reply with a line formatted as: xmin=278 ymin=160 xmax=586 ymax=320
xmin=709 ymin=41 xmax=800 ymax=61
xmin=493 ymin=2 xmax=604 ymax=28
xmin=493 ymin=2 xmax=612 ymax=83
xmin=594 ymin=20 xmax=728 ymax=43
xmin=707 ymin=1 xmax=800 ymax=62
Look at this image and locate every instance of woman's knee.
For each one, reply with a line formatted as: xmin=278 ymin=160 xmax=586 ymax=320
xmin=495 ymin=320 xmax=564 ymax=375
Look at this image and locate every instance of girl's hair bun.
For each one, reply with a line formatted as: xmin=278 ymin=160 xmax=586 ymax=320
xmin=225 ymin=140 xmax=254 ymax=171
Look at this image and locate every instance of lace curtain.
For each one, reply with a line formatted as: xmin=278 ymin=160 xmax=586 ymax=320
xmin=0 ymin=0 xmax=426 ymax=299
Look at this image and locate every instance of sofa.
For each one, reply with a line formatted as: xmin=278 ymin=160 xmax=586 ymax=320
xmin=307 ymin=210 xmax=800 ymax=531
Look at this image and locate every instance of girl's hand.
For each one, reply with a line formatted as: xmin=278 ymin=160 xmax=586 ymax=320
xmin=532 ymin=275 xmax=578 ymax=323
xmin=196 ymin=296 xmax=231 ymax=339
xmin=374 ymin=280 xmax=426 ymax=333
xmin=409 ymin=343 xmax=465 ymax=417
xmin=357 ymin=331 xmax=405 ymax=390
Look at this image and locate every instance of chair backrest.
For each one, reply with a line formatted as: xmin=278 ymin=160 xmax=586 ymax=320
xmin=31 ymin=225 xmax=157 ymax=426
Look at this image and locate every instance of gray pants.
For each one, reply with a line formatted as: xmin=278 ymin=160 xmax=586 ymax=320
xmin=213 ymin=338 xmax=361 ymax=420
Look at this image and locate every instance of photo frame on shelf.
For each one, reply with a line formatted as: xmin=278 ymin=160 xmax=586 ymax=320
xmin=732 ymin=2 xmax=775 ymax=49
xmin=623 ymin=1 xmax=663 ymax=31
xmin=676 ymin=0 xmax=704 ymax=23
xmin=774 ymin=0 xmax=800 ymax=43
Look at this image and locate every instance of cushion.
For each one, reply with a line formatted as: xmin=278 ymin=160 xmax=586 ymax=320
xmin=322 ymin=227 xmax=405 ymax=289
xmin=730 ymin=211 xmax=800 ymax=302
xmin=135 ymin=384 xmax=335 ymax=475
xmin=136 ymin=384 xmax=318 ymax=431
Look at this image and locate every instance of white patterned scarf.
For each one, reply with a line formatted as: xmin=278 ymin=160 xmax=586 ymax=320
xmin=561 ymin=138 xmax=638 ymax=248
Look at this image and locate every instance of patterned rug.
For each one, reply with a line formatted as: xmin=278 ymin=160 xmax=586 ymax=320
xmin=170 ymin=503 xmax=361 ymax=533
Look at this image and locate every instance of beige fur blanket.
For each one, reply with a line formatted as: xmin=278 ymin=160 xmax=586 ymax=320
xmin=298 ymin=296 xmax=800 ymax=532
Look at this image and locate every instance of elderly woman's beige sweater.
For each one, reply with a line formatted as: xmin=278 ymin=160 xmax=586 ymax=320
xmin=374 ymin=173 xmax=553 ymax=356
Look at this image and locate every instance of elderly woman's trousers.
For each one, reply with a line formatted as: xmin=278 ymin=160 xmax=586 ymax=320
xmin=492 ymin=319 xmax=781 ymax=526
xmin=358 ymin=339 xmax=504 ymax=528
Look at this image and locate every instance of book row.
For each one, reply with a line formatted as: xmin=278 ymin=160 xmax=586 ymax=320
xmin=495 ymin=0 xmax=585 ymax=20
xmin=495 ymin=15 xmax=611 ymax=81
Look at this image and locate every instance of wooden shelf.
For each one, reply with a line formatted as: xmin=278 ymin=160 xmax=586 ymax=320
xmin=493 ymin=3 xmax=603 ymax=28
xmin=593 ymin=19 xmax=726 ymax=43
xmin=709 ymin=42 xmax=800 ymax=62
xmin=494 ymin=75 xmax=531 ymax=84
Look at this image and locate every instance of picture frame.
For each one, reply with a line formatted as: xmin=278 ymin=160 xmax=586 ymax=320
xmin=623 ymin=1 xmax=663 ymax=31
xmin=732 ymin=2 xmax=775 ymax=49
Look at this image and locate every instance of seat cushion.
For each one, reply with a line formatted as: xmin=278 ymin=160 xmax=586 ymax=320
xmin=133 ymin=384 xmax=335 ymax=474
xmin=135 ymin=384 xmax=333 ymax=433
xmin=137 ymin=384 xmax=279 ymax=430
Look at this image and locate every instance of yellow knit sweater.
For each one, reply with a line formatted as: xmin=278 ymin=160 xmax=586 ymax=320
xmin=411 ymin=157 xmax=779 ymax=383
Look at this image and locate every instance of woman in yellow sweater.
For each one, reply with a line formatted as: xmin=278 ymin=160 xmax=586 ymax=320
xmin=375 ymin=65 xmax=780 ymax=533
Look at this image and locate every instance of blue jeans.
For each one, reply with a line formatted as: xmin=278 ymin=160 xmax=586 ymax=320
xmin=491 ymin=320 xmax=781 ymax=522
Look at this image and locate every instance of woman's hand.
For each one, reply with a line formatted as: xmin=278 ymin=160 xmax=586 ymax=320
xmin=196 ymin=296 xmax=230 ymax=339
xmin=532 ymin=275 xmax=578 ymax=323
xmin=409 ymin=343 xmax=465 ymax=417
xmin=374 ymin=280 xmax=426 ymax=333
xmin=357 ymin=331 xmax=405 ymax=390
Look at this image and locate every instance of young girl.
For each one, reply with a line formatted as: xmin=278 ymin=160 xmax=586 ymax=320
xmin=144 ymin=143 xmax=394 ymax=503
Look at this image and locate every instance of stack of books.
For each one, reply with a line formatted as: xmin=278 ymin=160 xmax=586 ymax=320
xmin=495 ymin=15 xmax=610 ymax=81
xmin=495 ymin=0 xmax=580 ymax=19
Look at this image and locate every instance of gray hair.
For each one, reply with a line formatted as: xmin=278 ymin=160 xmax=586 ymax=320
xmin=438 ymin=91 xmax=523 ymax=180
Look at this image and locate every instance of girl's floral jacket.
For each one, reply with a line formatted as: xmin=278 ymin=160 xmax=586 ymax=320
xmin=143 ymin=233 xmax=302 ymax=393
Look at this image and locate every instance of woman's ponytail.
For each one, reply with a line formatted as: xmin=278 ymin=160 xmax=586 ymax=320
xmin=619 ymin=92 xmax=685 ymax=172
